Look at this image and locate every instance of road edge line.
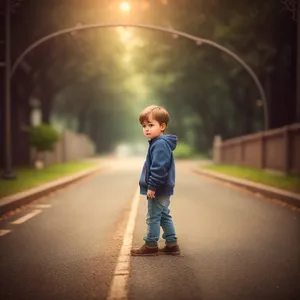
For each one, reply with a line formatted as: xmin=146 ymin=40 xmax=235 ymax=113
xmin=107 ymin=187 xmax=140 ymax=300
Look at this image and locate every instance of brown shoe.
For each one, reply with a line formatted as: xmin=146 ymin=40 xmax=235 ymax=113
xmin=131 ymin=244 xmax=158 ymax=256
xmin=158 ymin=244 xmax=181 ymax=256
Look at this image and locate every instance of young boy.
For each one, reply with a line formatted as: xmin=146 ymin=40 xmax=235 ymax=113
xmin=131 ymin=105 xmax=180 ymax=256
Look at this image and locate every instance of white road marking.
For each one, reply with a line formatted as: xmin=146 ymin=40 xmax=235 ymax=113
xmin=0 ymin=229 xmax=12 ymax=237
xmin=10 ymin=209 xmax=42 ymax=225
xmin=107 ymin=187 xmax=140 ymax=300
xmin=33 ymin=204 xmax=52 ymax=209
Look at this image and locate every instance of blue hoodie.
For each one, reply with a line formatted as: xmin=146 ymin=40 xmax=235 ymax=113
xmin=139 ymin=135 xmax=177 ymax=196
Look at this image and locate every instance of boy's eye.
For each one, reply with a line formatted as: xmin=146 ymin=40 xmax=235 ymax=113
xmin=142 ymin=125 xmax=146 ymax=128
xmin=149 ymin=124 xmax=154 ymax=127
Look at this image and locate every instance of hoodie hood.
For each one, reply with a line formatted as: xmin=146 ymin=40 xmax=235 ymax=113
xmin=156 ymin=134 xmax=177 ymax=151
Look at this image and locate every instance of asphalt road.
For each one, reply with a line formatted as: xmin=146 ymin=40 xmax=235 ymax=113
xmin=0 ymin=157 xmax=299 ymax=300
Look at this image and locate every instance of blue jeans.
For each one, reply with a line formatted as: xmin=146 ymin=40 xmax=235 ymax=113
xmin=144 ymin=196 xmax=178 ymax=247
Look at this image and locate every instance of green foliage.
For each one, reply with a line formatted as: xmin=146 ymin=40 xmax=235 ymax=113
xmin=128 ymin=0 xmax=290 ymax=151
xmin=29 ymin=124 xmax=60 ymax=152
xmin=14 ymin=0 xmax=293 ymax=154
xmin=174 ymin=143 xmax=195 ymax=159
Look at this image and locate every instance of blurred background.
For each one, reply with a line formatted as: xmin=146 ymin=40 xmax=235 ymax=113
xmin=0 ymin=0 xmax=298 ymax=167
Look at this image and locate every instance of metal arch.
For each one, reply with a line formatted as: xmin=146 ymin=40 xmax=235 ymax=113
xmin=11 ymin=23 xmax=269 ymax=129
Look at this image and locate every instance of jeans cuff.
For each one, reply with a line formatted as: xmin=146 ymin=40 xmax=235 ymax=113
xmin=145 ymin=242 xmax=158 ymax=247
xmin=166 ymin=240 xmax=178 ymax=246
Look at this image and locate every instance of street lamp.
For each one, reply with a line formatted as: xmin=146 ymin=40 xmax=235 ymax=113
xmin=11 ymin=23 xmax=269 ymax=131
xmin=2 ymin=0 xmax=15 ymax=179
xmin=5 ymin=23 xmax=269 ymax=180
xmin=119 ymin=1 xmax=131 ymax=12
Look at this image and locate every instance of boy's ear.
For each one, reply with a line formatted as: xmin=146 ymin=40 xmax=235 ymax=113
xmin=160 ymin=123 xmax=167 ymax=131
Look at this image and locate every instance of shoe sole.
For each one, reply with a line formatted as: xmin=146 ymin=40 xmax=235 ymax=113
xmin=131 ymin=252 xmax=159 ymax=256
xmin=158 ymin=251 xmax=181 ymax=256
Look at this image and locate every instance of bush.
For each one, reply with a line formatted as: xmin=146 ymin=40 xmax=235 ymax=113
xmin=29 ymin=124 xmax=60 ymax=152
xmin=174 ymin=143 xmax=195 ymax=159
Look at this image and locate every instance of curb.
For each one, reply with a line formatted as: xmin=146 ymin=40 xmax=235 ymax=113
xmin=0 ymin=165 xmax=105 ymax=217
xmin=193 ymin=168 xmax=300 ymax=208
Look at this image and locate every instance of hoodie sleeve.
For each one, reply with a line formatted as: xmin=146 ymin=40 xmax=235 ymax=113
xmin=148 ymin=140 xmax=172 ymax=191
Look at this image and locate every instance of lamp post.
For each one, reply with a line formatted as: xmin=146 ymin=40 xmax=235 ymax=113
xmin=297 ymin=0 xmax=300 ymax=122
xmin=3 ymin=22 xmax=269 ymax=179
xmin=2 ymin=0 xmax=15 ymax=179
xmin=11 ymin=23 xmax=269 ymax=130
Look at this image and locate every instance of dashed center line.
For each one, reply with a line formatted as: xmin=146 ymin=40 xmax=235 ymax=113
xmin=0 ymin=229 xmax=12 ymax=236
xmin=107 ymin=187 xmax=140 ymax=300
xmin=11 ymin=209 xmax=42 ymax=225
xmin=33 ymin=204 xmax=52 ymax=209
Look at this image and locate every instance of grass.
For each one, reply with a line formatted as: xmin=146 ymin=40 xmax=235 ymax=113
xmin=0 ymin=161 xmax=98 ymax=199
xmin=202 ymin=164 xmax=300 ymax=194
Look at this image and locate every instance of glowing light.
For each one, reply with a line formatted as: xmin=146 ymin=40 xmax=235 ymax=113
xmin=119 ymin=1 xmax=131 ymax=12
xmin=118 ymin=27 xmax=132 ymax=42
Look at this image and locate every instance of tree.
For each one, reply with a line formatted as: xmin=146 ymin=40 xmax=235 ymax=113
xmin=122 ymin=0 xmax=295 ymax=152
xmin=10 ymin=0 xmax=296 ymax=159
xmin=29 ymin=123 xmax=60 ymax=168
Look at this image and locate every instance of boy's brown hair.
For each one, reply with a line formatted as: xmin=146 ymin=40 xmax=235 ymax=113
xmin=139 ymin=105 xmax=170 ymax=126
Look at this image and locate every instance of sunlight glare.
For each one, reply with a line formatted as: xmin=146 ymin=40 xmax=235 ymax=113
xmin=119 ymin=1 xmax=131 ymax=12
xmin=118 ymin=27 xmax=132 ymax=42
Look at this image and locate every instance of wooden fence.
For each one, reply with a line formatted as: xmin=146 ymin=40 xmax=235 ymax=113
xmin=213 ymin=123 xmax=300 ymax=175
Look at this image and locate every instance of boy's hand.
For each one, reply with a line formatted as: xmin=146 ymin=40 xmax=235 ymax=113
xmin=147 ymin=190 xmax=156 ymax=199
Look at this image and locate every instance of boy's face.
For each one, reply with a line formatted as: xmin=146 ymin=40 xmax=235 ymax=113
xmin=142 ymin=119 xmax=166 ymax=139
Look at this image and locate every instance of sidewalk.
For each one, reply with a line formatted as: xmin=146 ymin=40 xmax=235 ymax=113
xmin=194 ymin=168 xmax=300 ymax=208
xmin=0 ymin=164 xmax=105 ymax=217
